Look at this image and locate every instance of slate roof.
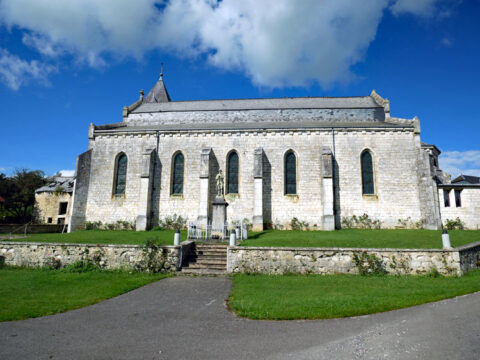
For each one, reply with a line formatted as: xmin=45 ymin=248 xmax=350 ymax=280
xmin=132 ymin=96 xmax=381 ymax=114
xmin=451 ymin=174 xmax=480 ymax=185
xmin=144 ymin=76 xmax=171 ymax=103
xmin=35 ymin=177 xmax=75 ymax=194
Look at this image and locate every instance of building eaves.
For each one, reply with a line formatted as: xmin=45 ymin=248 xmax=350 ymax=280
xmin=94 ymin=121 xmax=412 ymax=134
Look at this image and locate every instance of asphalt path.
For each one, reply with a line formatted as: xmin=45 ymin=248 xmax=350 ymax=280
xmin=1 ymin=276 xmax=479 ymax=359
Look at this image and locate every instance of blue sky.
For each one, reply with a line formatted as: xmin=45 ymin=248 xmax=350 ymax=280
xmin=0 ymin=0 xmax=479 ymax=177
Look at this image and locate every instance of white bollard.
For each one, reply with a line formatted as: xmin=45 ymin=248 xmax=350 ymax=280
xmin=174 ymin=229 xmax=181 ymax=246
xmin=442 ymin=229 xmax=451 ymax=249
xmin=229 ymin=231 xmax=236 ymax=246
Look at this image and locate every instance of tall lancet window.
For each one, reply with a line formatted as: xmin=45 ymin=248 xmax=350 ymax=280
xmin=172 ymin=152 xmax=184 ymax=194
xmin=114 ymin=153 xmax=128 ymax=196
xmin=284 ymin=150 xmax=297 ymax=195
xmin=361 ymin=150 xmax=375 ymax=195
xmin=227 ymin=151 xmax=239 ymax=194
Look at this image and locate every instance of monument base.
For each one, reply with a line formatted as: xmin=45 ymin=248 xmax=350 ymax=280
xmin=211 ymin=197 xmax=228 ymax=238
xmin=252 ymin=215 xmax=264 ymax=232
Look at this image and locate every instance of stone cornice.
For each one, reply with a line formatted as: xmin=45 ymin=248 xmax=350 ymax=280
xmin=93 ymin=126 xmax=415 ymax=137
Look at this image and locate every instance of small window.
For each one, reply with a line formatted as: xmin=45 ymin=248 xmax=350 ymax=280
xmin=47 ymin=217 xmax=52 ymax=224
xmin=227 ymin=151 xmax=239 ymax=194
xmin=285 ymin=151 xmax=297 ymax=195
xmin=114 ymin=153 xmax=128 ymax=195
xmin=455 ymin=189 xmax=462 ymax=207
xmin=58 ymin=202 xmax=68 ymax=215
xmin=172 ymin=152 xmax=184 ymax=194
xmin=361 ymin=150 xmax=375 ymax=195
xmin=443 ymin=189 xmax=450 ymax=207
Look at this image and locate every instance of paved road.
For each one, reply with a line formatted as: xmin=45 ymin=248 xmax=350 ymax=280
xmin=1 ymin=276 xmax=479 ymax=360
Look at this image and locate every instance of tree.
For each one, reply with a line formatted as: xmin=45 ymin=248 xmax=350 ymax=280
xmin=0 ymin=169 xmax=49 ymax=223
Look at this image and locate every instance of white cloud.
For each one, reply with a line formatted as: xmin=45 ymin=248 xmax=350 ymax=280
xmin=390 ymin=0 xmax=438 ymax=16
xmin=59 ymin=170 xmax=75 ymax=177
xmin=439 ymin=150 xmax=480 ymax=178
xmin=155 ymin=0 xmax=389 ymax=87
xmin=0 ymin=0 xmax=453 ymax=88
xmin=0 ymin=49 xmax=56 ymax=90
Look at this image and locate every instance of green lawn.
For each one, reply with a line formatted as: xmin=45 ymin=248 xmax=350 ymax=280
xmin=241 ymin=229 xmax=480 ymax=249
xmin=3 ymin=229 xmax=479 ymax=249
xmin=229 ymin=271 xmax=480 ymax=320
xmin=0 ymin=267 xmax=167 ymax=322
xmin=3 ymin=229 xmax=186 ymax=246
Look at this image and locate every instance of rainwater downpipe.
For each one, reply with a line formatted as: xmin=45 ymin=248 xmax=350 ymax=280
xmin=331 ymin=127 xmax=337 ymax=227
xmin=149 ymin=131 xmax=160 ymax=227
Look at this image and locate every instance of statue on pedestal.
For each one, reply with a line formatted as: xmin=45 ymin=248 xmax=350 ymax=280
xmin=216 ymin=170 xmax=224 ymax=198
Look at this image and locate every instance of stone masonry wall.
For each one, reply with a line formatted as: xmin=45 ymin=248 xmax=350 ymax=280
xmin=34 ymin=192 xmax=72 ymax=225
xmin=84 ymin=127 xmax=427 ymax=229
xmin=439 ymin=188 xmax=480 ymax=229
xmin=458 ymin=241 xmax=480 ymax=273
xmin=226 ymin=245 xmax=480 ymax=276
xmin=0 ymin=241 xmax=191 ymax=272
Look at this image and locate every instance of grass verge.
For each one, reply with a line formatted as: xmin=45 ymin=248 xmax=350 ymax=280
xmin=3 ymin=229 xmax=186 ymax=246
xmin=229 ymin=271 xmax=480 ymax=320
xmin=0 ymin=267 xmax=167 ymax=322
xmin=242 ymin=229 xmax=480 ymax=249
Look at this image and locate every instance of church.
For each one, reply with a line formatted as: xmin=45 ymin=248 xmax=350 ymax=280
xmin=66 ymin=74 xmax=477 ymax=232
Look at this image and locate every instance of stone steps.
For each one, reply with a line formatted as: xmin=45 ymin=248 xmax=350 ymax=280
xmin=181 ymin=243 xmax=228 ymax=274
xmin=179 ymin=268 xmax=226 ymax=276
xmin=188 ymin=258 xmax=226 ymax=265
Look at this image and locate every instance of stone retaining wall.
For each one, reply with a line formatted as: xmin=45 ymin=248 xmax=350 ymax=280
xmin=0 ymin=241 xmax=193 ymax=272
xmin=227 ymin=242 xmax=480 ymax=276
xmin=458 ymin=242 xmax=480 ymax=274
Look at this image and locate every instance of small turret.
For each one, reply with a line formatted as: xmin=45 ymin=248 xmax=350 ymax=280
xmin=144 ymin=70 xmax=171 ymax=103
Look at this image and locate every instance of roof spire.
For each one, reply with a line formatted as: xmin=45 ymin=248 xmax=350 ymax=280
xmin=144 ymin=68 xmax=171 ymax=103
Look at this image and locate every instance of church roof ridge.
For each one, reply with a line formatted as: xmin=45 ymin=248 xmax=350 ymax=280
xmin=162 ymin=94 xmax=374 ymax=103
xmin=131 ymin=95 xmax=381 ymax=114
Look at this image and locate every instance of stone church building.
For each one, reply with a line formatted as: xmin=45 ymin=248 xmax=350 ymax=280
xmin=67 ymin=74 xmax=475 ymax=232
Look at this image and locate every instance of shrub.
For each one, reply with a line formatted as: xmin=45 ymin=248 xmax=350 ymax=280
xmin=0 ymin=255 xmax=5 ymax=269
xmin=158 ymin=214 xmax=186 ymax=230
xmin=445 ymin=217 xmax=465 ymax=230
xmin=290 ymin=217 xmax=309 ymax=230
xmin=63 ymin=260 xmax=98 ymax=273
xmin=62 ymin=248 xmax=104 ymax=272
xmin=135 ymin=238 xmax=167 ymax=273
xmin=353 ymin=251 xmax=387 ymax=276
xmin=242 ymin=218 xmax=252 ymax=230
xmin=85 ymin=221 xmax=102 ymax=230
xmin=44 ymin=256 xmax=62 ymax=270
xmin=397 ymin=217 xmax=424 ymax=229
xmin=342 ymin=214 xmax=382 ymax=229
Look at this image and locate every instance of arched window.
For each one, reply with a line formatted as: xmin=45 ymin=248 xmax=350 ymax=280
xmin=114 ymin=153 xmax=127 ymax=195
xmin=284 ymin=151 xmax=297 ymax=195
xmin=172 ymin=152 xmax=184 ymax=194
xmin=361 ymin=150 xmax=375 ymax=195
xmin=227 ymin=151 xmax=239 ymax=194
